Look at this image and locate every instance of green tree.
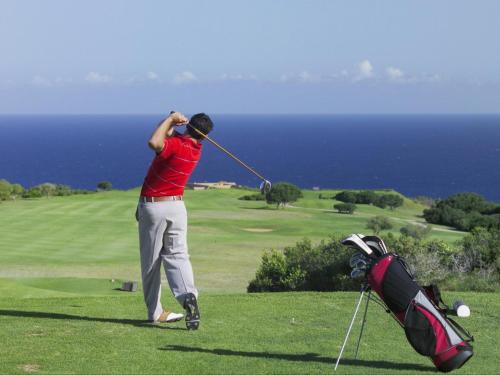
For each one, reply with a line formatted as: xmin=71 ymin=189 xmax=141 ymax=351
xmin=356 ymin=190 xmax=378 ymax=204
xmin=334 ymin=203 xmax=357 ymax=214
xmin=366 ymin=215 xmax=393 ymax=234
xmin=10 ymin=184 xmax=24 ymax=200
xmin=375 ymin=194 xmax=404 ymax=210
xmin=0 ymin=179 xmax=12 ymax=201
xmin=265 ymin=182 xmax=303 ymax=208
xmin=38 ymin=183 xmax=57 ymax=198
xmin=334 ymin=191 xmax=357 ymax=203
xmin=97 ymin=181 xmax=113 ymax=191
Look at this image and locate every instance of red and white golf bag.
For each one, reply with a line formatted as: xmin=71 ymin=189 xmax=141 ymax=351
xmin=343 ymin=234 xmax=474 ymax=372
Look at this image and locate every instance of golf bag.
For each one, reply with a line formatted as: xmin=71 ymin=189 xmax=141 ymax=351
xmin=343 ymin=234 xmax=474 ymax=373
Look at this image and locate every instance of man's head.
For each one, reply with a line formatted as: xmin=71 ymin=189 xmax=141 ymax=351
xmin=187 ymin=113 xmax=214 ymax=140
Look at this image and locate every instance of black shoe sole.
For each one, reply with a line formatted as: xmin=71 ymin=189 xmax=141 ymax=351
xmin=184 ymin=293 xmax=200 ymax=331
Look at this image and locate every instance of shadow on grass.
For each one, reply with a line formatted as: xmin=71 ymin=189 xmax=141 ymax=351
xmin=0 ymin=309 xmax=184 ymax=330
xmin=160 ymin=345 xmax=435 ymax=372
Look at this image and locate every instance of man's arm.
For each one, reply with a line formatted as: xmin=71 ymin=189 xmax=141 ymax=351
xmin=148 ymin=112 xmax=188 ymax=153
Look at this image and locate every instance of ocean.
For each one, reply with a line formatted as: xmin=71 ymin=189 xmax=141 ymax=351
xmin=0 ymin=114 xmax=499 ymax=202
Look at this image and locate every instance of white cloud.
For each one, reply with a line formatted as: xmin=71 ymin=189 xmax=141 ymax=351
xmin=298 ymin=71 xmax=314 ymax=83
xmin=173 ymin=71 xmax=197 ymax=84
xmin=279 ymin=71 xmax=319 ymax=83
xmin=386 ymin=66 xmax=404 ymax=81
xmin=32 ymin=75 xmax=52 ymax=87
xmin=356 ymin=60 xmax=374 ymax=80
xmin=85 ymin=72 xmax=112 ymax=83
xmin=219 ymin=73 xmax=258 ymax=81
xmin=147 ymin=71 xmax=159 ymax=80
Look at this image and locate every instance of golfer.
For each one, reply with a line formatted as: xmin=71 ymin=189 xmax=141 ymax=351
xmin=137 ymin=111 xmax=213 ymax=330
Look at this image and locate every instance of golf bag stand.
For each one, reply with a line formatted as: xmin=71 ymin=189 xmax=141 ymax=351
xmin=334 ymin=283 xmax=372 ymax=371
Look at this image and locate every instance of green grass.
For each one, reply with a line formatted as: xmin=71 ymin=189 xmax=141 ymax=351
xmin=0 ymin=285 xmax=496 ymax=374
xmin=1 ymin=188 xmax=486 ymax=374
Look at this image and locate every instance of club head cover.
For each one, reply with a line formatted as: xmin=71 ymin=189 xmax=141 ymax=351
xmin=341 ymin=234 xmax=374 ymax=257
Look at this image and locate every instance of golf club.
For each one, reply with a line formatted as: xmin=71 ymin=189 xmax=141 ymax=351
xmin=170 ymin=111 xmax=272 ymax=194
xmin=362 ymin=235 xmax=388 ymax=255
xmin=349 ymin=253 xmax=371 ymax=268
xmin=341 ymin=234 xmax=375 ymax=257
xmin=350 ymin=269 xmax=366 ymax=280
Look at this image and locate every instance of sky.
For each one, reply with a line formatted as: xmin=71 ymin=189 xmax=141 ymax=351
xmin=0 ymin=0 xmax=499 ymax=114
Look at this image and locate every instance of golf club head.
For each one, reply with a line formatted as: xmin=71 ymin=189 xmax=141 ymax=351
xmin=351 ymin=259 xmax=369 ymax=271
xmin=362 ymin=235 xmax=388 ymax=255
xmin=260 ymin=180 xmax=272 ymax=195
xmin=341 ymin=234 xmax=375 ymax=257
xmin=350 ymin=268 xmax=366 ymax=280
xmin=349 ymin=252 xmax=371 ymax=268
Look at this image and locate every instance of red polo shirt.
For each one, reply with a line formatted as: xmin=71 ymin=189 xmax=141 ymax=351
xmin=140 ymin=134 xmax=202 ymax=197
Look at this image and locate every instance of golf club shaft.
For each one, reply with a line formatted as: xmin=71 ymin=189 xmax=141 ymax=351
xmin=186 ymin=124 xmax=268 ymax=182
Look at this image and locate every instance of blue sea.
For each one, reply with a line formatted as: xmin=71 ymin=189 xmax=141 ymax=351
xmin=1 ymin=114 xmax=499 ymax=202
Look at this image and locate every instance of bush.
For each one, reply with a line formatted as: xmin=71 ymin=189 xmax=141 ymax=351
xmin=400 ymin=223 xmax=432 ymax=240
xmin=248 ymin=237 xmax=358 ymax=292
xmin=0 ymin=179 xmax=24 ymax=201
xmin=334 ymin=191 xmax=357 ymax=203
xmin=248 ymin=232 xmax=499 ymax=293
xmin=334 ymin=203 xmax=357 ymax=214
xmin=97 ymin=181 xmax=113 ymax=191
xmin=366 ymin=215 xmax=393 ymax=234
xmin=423 ymin=192 xmax=498 ymax=231
xmin=238 ymin=193 xmax=265 ymax=201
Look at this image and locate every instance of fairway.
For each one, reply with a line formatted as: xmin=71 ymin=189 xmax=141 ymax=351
xmin=0 ymin=188 xmax=464 ymax=293
xmin=1 ymin=189 xmax=491 ymax=374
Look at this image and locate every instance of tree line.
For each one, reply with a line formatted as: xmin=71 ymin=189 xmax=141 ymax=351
xmin=423 ymin=192 xmax=500 ymax=231
xmin=0 ymin=179 xmax=113 ymax=201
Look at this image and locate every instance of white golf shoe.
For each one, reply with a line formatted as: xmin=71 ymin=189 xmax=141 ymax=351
xmin=152 ymin=310 xmax=184 ymax=324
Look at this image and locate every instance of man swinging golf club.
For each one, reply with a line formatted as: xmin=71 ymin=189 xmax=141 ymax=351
xmin=137 ymin=111 xmax=213 ymax=330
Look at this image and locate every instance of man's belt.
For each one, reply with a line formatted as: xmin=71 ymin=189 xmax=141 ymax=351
xmin=140 ymin=195 xmax=183 ymax=203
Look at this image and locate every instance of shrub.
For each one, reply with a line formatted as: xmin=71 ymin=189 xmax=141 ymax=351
xmin=400 ymin=223 xmax=432 ymax=240
xmin=423 ymin=192 xmax=498 ymax=231
xmin=238 ymin=193 xmax=265 ymax=201
xmin=248 ymin=237 xmax=357 ymax=292
xmin=334 ymin=203 xmax=357 ymax=214
xmin=366 ymin=215 xmax=393 ymax=234
xmin=334 ymin=191 xmax=357 ymax=203
xmin=97 ymin=181 xmax=113 ymax=191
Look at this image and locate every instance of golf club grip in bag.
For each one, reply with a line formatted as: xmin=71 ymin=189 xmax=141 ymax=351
xmin=368 ymin=254 xmax=473 ymax=372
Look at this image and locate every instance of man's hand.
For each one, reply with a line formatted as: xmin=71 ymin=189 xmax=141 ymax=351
xmin=148 ymin=112 xmax=189 ymax=154
xmin=169 ymin=111 xmax=189 ymax=126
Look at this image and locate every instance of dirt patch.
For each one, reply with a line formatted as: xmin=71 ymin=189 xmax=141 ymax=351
xmin=18 ymin=364 xmax=40 ymax=373
xmin=241 ymin=228 xmax=274 ymax=233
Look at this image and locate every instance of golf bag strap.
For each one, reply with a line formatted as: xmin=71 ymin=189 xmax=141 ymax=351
xmin=426 ymin=283 xmax=450 ymax=311
xmin=394 ymin=254 xmax=415 ymax=279
xmin=447 ymin=317 xmax=474 ymax=342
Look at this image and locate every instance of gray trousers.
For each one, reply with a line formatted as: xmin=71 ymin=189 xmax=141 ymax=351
xmin=137 ymin=200 xmax=198 ymax=321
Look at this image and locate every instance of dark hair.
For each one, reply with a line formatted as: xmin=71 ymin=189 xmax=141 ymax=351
xmin=188 ymin=113 xmax=214 ymax=140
